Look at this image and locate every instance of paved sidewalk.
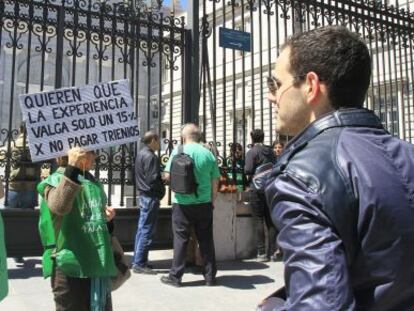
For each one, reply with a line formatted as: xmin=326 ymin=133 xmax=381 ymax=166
xmin=1 ymin=250 xmax=284 ymax=311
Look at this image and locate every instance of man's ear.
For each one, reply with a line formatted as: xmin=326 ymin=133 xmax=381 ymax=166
xmin=304 ymin=72 xmax=322 ymax=105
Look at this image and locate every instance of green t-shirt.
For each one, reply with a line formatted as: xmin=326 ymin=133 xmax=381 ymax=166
xmin=165 ymin=143 xmax=220 ymax=205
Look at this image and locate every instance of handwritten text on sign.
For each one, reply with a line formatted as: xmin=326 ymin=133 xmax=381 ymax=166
xmin=19 ymin=80 xmax=139 ymax=162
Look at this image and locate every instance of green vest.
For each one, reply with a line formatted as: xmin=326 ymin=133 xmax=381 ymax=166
xmin=0 ymin=213 xmax=8 ymax=302
xmin=38 ymin=169 xmax=116 ymax=278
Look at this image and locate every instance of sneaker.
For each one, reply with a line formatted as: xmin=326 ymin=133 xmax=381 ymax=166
xmin=256 ymin=254 xmax=269 ymax=262
xmin=160 ymin=275 xmax=181 ymax=287
xmin=132 ymin=265 xmax=157 ymax=275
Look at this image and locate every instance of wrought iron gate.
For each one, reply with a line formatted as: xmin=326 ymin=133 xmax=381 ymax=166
xmin=0 ymin=0 xmax=186 ymax=207
xmin=0 ymin=0 xmax=413 ymax=255
xmin=2 ymin=0 xmax=413 ymax=206
xmin=195 ymin=0 xmax=414 ymax=179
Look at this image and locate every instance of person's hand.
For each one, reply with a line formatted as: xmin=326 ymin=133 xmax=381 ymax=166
xmin=105 ymin=206 xmax=116 ymax=221
xmin=68 ymin=147 xmax=89 ymax=169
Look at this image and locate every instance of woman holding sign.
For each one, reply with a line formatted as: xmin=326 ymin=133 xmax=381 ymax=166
xmin=38 ymin=148 xmax=116 ymax=311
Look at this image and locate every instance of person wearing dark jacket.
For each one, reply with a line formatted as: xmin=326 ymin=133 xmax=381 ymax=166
xmin=132 ymin=131 xmax=165 ymax=274
xmin=262 ymin=26 xmax=414 ymax=310
xmin=244 ymin=129 xmax=276 ymax=262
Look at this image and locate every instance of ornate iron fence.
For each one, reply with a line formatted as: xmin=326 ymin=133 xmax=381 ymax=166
xmin=194 ymin=0 xmax=414 ymax=185
xmin=0 ymin=0 xmax=185 ymax=207
xmin=1 ymin=0 xmax=414 ymax=207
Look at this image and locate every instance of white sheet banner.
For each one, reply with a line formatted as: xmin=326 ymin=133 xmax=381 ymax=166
xmin=19 ymin=79 xmax=139 ymax=162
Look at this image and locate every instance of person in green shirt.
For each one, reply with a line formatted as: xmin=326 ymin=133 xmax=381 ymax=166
xmin=38 ymin=147 xmax=116 ymax=311
xmin=160 ymin=124 xmax=220 ymax=287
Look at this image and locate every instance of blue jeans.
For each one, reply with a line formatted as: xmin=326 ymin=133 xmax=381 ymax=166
xmin=132 ymin=195 xmax=160 ymax=267
xmin=7 ymin=190 xmax=37 ymax=209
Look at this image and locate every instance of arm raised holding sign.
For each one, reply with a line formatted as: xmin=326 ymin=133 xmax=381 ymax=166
xmin=37 ymin=147 xmax=117 ymax=310
xmin=42 ymin=147 xmax=94 ymax=215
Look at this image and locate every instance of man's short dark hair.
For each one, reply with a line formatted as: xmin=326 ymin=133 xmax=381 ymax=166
xmin=282 ymin=26 xmax=371 ymax=109
xmin=142 ymin=130 xmax=159 ymax=145
xmin=251 ymin=129 xmax=264 ymax=143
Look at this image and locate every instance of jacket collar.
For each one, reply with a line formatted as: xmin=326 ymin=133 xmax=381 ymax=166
xmin=270 ymin=109 xmax=384 ymax=177
xmin=285 ymin=108 xmax=384 ymax=152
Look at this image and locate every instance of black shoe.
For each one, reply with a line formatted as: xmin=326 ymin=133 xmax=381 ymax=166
xmin=160 ymin=275 xmax=181 ymax=287
xmin=130 ymin=262 xmax=154 ymax=269
xmin=132 ymin=265 xmax=157 ymax=275
xmin=205 ymin=279 xmax=217 ymax=286
xmin=14 ymin=257 xmax=24 ymax=265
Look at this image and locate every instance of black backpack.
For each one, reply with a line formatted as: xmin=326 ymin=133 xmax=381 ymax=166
xmin=170 ymin=145 xmax=198 ymax=195
xmin=251 ymin=145 xmax=276 ymax=192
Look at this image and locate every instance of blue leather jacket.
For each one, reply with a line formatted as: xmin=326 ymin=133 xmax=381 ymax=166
xmin=265 ymin=108 xmax=414 ymax=310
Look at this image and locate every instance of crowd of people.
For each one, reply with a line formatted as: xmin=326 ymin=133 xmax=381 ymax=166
xmin=0 ymin=25 xmax=414 ymax=311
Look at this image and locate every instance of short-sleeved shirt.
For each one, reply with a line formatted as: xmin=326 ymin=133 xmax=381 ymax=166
xmin=165 ymin=143 xmax=220 ymax=205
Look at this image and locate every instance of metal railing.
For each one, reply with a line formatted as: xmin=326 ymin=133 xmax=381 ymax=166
xmin=0 ymin=0 xmax=186 ymax=207
xmin=194 ymin=0 xmax=414 ymax=183
xmin=1 ymin=0 xmax=414 ymax=206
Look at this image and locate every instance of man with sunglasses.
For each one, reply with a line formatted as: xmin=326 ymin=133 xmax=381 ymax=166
xmin=263 ymin=26 xmax=414 ymax=310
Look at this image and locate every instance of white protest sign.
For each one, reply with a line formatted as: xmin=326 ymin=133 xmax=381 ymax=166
xmin=19 ymin=80 xmax=139 ymax=162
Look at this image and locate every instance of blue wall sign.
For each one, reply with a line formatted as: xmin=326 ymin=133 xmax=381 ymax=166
xmin=219 ymin=27 xmax=251 ymax=52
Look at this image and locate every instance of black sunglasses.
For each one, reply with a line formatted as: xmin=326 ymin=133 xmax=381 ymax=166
xmin=267 ymin=74 xmax=309 ymax=94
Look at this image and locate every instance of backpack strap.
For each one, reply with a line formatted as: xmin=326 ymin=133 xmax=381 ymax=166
xmin=178 ymin=144 xmax=184 ymax=155
xmin=176 ymin=144 xmax=199 ymax=197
